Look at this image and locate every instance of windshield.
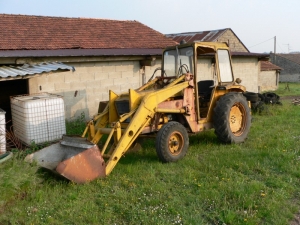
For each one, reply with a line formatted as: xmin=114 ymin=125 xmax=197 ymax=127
xmin=163 ymin=47 xmax=194 ymax=77
xmin=217 ymin=49 xmax=233 ymax=82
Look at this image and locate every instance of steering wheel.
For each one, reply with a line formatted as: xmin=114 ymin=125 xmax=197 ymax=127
xmin=178 ymin=64 xmax=189 ymax=76
xmin=148 ymin=67 xmax=163 ymax=82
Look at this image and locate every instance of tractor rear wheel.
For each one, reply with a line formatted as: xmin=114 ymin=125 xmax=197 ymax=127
xmin=213 ymin=93 xmax=251 ymax=143
xmin=156 ymin=121 xmax=189 ymax=163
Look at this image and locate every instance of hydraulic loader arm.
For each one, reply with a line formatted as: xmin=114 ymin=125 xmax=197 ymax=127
xmin=81 ymin=106 xmax=109 ymax=143
xmin=105 ymin=79 xmax=191 ymax=175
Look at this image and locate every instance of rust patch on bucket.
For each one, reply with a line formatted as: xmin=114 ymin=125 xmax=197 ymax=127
xmin=56 ymin=145 xmax=106 ymax=183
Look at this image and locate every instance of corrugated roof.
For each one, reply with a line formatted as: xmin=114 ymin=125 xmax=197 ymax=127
xmin=261 ymin=61 xmax=282 ymax=71
xmin=0 ymin=62 xmax=74 ymax=80
xmin=0 ymin=14 xmax=177 ymax=51
xmin=166 ymin=29 xmax=227 ymax=43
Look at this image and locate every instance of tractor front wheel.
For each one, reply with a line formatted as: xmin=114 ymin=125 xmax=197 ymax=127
xmin=213 ymin=93 xmax=251 ymax=143
xmin=156 ymin=121 xmax=189 ymax=163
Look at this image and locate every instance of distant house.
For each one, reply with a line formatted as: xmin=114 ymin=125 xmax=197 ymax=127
xmin=166 ymin=29 xmax=275 ymax=93
xmin=0 ymin=14 xmax=176 ymax=121
xmin=270 ymin=53 xmax=300 ymax=82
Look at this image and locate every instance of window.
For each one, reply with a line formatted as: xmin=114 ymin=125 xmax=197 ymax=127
xmin=218 ymin=49 xmax=233 ymax=82
xmin=163 ymin=47 xmax=194 ymax=76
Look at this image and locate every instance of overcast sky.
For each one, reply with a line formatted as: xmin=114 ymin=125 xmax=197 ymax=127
xmin=0 ymin=0 xmax=298 ymax=53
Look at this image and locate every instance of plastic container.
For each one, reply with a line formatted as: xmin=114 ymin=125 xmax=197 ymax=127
xmin=0 ymin=109 xmax=6 ymax=153
xmin=11 ymin=93 xmax=66 ymax=145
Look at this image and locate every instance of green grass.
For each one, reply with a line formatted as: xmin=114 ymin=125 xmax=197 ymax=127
xmin=275 ymin=82 xmax=300 ymax=97
xmin=1 ymin=84 xmax=300 ymax=224
xmin=65 ymin=112 xmax=86 ymax=135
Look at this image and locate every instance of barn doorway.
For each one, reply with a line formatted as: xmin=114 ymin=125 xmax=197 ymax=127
xmin=0 ymin=79 xmax=29 ymax=127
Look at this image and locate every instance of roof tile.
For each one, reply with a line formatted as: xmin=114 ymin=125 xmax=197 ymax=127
xmin=276 ymin=54 xmax=300 ymax=65
xmin=261 ymin=61 xmax=282 ymax=71
xmin=0 ymin=14 xmax=177 ymax=50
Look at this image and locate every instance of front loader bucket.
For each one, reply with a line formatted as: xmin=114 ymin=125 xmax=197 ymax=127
xmin=25 ymin=136 xmax=106 ymax=183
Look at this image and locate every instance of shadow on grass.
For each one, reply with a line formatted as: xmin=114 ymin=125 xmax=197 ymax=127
xmin=189 ymin=131 xmax=221 ymax=146
xmin=119 ymin=148 xmax=158 ymax=165
xmin=36 ymin=167 xmax=70 ymax=185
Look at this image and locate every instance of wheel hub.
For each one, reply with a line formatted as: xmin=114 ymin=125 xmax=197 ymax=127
xmin=229 ymin=103 xmax=246 ymax=135
xmin=168 ymin=132 xmax=183 ymax=155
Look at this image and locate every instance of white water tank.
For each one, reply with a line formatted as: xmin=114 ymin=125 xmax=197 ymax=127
xmin=0 ymin=109 xmax=6 ymax=153
xmin=11 ymin=93 xmax=66 ymax=145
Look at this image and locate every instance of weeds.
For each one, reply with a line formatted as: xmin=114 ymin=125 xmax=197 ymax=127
xmin=66 ymin=112 xmax=86 ymax=135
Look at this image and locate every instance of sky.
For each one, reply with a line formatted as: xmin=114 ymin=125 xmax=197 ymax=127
xmin=0 ymin=0 xmax=298 ymax=53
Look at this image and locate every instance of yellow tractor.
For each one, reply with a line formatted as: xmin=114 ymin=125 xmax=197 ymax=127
xmin=26 ymin=42 xmax=251 ymax=183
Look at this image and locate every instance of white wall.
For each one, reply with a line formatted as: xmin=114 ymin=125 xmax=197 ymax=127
xmin=29 ymin=60 xmax=141 ymax=120
xmin=232 ymin=58 xmax=259 ymax=93
xmin=144 ymin=59 xmax=162 ymax=83
xmin=196 ymin=58 xmax=215 ymax=82
xmin=259 ymin=70 xmax=278 ymax=92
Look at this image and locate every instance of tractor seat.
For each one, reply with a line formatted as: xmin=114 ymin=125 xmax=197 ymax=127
xmin=198 ymin=80 xmax=214 ymax=101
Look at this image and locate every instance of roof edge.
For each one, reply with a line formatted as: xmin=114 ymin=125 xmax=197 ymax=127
xmin=0 ymin=48 xmax=165 ymax=58
xmin=0 ymin=13 xmax=136 ymax=23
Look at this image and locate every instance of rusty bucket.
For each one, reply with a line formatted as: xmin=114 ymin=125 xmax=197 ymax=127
xmin=25 ymin=136 xmax=106 ymax=183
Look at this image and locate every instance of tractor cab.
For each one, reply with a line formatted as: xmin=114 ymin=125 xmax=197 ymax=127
xmin=161 ymin=42 xmax=244 ymax=120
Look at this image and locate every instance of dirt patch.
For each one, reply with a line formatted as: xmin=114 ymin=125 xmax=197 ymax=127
xmin=280 ymin=96 xmax=300 ymax=105
xmin=291 ymin=212 xmax=300 ymax=225
xmin=280 ymin=96 xmax=300 ymax=100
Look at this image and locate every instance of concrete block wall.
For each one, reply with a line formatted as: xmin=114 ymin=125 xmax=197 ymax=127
xmin=144 ymin=59 xmax=162 ymax=83
xmin=232 ymin=58 xmax=259 ymax=92
xmin=196 ymin=58 xmax=215 ymax=81
xmin=279 ymin=74 xmax=300 ymax=82
xmin=259 ymin=70 xmax=278 ymax=92
xmin=29 ymin=60 xmax=141 ymax=120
